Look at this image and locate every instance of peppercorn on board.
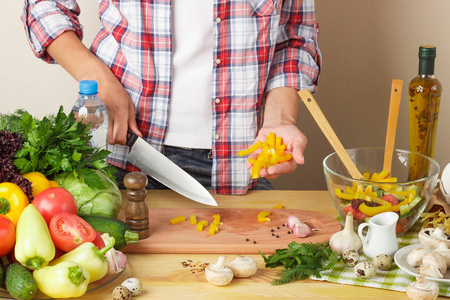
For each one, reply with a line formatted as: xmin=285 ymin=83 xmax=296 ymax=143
xmin=120 ymin=208 xmax=341 ymax=254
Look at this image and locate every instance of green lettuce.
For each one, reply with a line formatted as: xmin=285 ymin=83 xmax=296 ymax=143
xmin=55 ymin=170 xmax=122 ymax=218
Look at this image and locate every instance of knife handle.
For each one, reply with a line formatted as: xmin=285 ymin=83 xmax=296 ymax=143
xmin=126 ymin=130 xmax=138 ymax=148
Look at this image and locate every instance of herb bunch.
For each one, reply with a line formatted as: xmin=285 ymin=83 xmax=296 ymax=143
xmin=260 ymin=241 xmax=338 ymax=285
xmin=0 ymin=106 xmax=116 ymax=190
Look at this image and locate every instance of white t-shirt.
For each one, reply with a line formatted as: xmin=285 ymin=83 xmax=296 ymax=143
xmin=164 ymin=0 xmax=213 ymax=149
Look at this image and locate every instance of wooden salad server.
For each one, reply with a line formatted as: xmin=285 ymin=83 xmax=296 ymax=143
xmin=298 ymin=89 xmax=364 ymax=180
xmin=383 ymin=79 xmax=403 ymax=176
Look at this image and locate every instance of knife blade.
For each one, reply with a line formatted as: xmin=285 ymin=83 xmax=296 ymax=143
xmin=126 ymin=131 xmax=217 ymax=206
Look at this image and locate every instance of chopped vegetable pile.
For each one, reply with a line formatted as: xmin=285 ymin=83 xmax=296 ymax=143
xmin=238 ymin=132 xmax=292 ymax=179
xmin=335 ymin=169 xmax=424 ymax=234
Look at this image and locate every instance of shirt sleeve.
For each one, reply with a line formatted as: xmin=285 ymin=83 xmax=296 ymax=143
xmin=22 ymin=0 xmax=83 ymax=64
xmin=266 ymin=0 xmax=321 ymax=93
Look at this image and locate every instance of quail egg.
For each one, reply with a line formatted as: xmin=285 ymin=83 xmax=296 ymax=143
xmin=372 ymin=254 xmax=393 ymax=271
xmin=354 ymin=261 xmax=377 ymax=279
xmin=121 ymin=278 xmax=142 ymax=296
xmin=342 ymin=249 xmax=359 ymax=267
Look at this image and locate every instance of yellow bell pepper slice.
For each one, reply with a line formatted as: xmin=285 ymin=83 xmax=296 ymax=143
xmin=212 ymin=214 xmax=221 ymax=225
xmin=208 ymin=223 xmax=218 ymax=235
xmin=197 ymin=220 xmax=208 ymax=231
xmin=170 ymin=215 xmax=186 ymax=225
xmin=391 ymin=199 xmax=409 ymax=212
xmin=272 ymin=203 xmax=283 ymax=209
xmin=190 ymin=214 xmax=197 ymax=225
xmin=238 ymin=141 xmax=261 ymax=156
xmin=358 ymin=203 xmax=392 ymax=217
xmin=258 ymin=211 xmax=271 ymax=222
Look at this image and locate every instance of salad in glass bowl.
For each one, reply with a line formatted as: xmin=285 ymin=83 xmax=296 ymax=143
xmin=323 ymin=147 xmax=440 ymax=235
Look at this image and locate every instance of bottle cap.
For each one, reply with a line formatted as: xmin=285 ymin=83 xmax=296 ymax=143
xmin=419 ymin=45 xmax=436 ymax=60
xmin=79 ymin=80 xmax=98 ymax=95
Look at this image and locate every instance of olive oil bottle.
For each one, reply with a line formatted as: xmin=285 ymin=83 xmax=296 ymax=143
xmin=408 ymin=45 xmax=442 ymax=180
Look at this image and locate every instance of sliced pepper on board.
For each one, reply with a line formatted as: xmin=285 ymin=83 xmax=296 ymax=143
xmin=0 ymin=182 xmax=29 ymax=227
xmin=170 ymin=215 xmax=186 ymax=225
xmin=15 ymin=204 xmax=55 ymax=270
xmin=258 ymin=211 xmax=271 ymax=222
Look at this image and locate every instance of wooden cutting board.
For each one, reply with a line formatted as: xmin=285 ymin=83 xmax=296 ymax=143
xmin=121 ymin=208 xmax=341 ymax=254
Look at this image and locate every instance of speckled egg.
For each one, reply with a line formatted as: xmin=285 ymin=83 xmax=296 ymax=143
xmin=354 ymin=261 xmax=377 ymax=279
xmin=372 ymin=254 xmax=393 ymax=271
xmin=112 ymin=286 xmax=132 ymax=300
xmin=121 ymin=278 xmax=143 ymax=296
xmin=342 ymin=249 xmax=359 ymax=267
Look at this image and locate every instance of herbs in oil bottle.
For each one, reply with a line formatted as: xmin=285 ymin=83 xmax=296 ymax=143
xmin=408 ymin=45 xmax=442 ymax=180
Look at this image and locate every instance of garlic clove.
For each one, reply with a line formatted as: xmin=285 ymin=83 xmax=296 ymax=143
xmin=293 ymin=222 xmax=312 ymax=238
xmin=285 ymin=215 xmax=301 ymax=229
xmin=329 ymin=212 xmax=362 ymax=255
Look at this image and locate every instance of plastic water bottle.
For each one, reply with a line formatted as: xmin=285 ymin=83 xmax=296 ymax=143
xmin=72 ymin=80 xmax=109 ymax=150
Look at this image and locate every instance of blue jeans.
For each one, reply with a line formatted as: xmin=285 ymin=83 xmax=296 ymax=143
xmin=114 ymin=145 xmax=273 ymax=191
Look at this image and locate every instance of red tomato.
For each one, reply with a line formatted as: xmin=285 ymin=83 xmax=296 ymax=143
xmin=0 ymin=216 xmax=16 ymax=257
xmin=381 ymin=194 xmax=399 ymax=206
xmin=32 ymin=187 xmax=78 ymax=225
xmin=92 ymin=230 xmax=106 ymax=249
xmin=49 ymin=212 xmax=96 ymax=252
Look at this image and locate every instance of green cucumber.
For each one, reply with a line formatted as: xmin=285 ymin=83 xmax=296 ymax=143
xmin=79 ymin=214 xmax=139 ymax=250
xmin=5 ymin=263 xmax=38 ymax=300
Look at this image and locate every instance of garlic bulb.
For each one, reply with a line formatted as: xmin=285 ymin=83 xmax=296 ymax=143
xmin=329 ymin=212 xmax=362 ymax=255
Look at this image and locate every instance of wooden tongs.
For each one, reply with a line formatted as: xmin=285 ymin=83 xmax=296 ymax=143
xmin=298 ymin=79 xmax=403 ymax=180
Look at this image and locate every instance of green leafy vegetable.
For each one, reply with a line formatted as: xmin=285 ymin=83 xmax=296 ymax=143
xmin=259 ymin=241 xmax=339 ymax=285
xmin=55 ymin=170 xmax=122 ymax=219
xmin=1 ymin=106 xmax=116 ymax=189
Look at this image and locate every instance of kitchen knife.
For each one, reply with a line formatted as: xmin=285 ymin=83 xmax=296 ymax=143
xmin=126 ymin=131 xmax=217 ymax=206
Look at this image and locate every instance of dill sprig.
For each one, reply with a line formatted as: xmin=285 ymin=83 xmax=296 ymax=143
xmin=259 ymin=241 xmax=339 ymax=285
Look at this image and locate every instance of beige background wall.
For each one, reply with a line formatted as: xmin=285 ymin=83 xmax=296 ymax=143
xmin=2 ymin=1 xmax=449 ymax=190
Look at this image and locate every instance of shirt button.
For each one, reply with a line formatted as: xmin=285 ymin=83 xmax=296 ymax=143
xmin=215 ymin=59 xmax=221 ymax=64
xmin=216 ymin=17 xmax=221 ymax=23
xmin=214 ymin=134 xmax=220 ymax=140
xmin=215 ymin=98 xmax=220 ymax=104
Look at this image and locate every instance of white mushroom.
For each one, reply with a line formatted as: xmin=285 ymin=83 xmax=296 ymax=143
xmin=432 ymin=245 xmax=450 ymax=268
xmin=205 ymin=256 xmax=234 ymax=286
xmin=226 ymin=255 xmax=258 ymax=278
xmin=406 ymin=276 xmax=439 ymax=300
xmin=419 ymin=252 xmax=447 ymax=279
xmin=419 ymin=227 xmax=450 ymax=250
xmin=407 ymin=247 xmax=429 ymax=267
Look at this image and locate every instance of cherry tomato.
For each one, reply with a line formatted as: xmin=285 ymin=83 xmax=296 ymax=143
xmin=49 ymin=212 xmax=96 ymax=252
xmin=381 ymin=194 xmax=399 ymax=206
xmin=32 ymin=187 xmax=78 ymax=225
xmin=0 ymin=216 xmax=16 ymax=257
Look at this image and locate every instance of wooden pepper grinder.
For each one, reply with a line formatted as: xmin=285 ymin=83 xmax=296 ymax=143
xmin=124 ymin=172 xmax=150 ymax=239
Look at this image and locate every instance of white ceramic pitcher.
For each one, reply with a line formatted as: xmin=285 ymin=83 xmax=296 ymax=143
xmin=358 ymin=212 xmax=399 ymax=259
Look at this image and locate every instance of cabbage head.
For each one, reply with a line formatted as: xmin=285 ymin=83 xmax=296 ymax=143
xmin=55 ymin=170 xmax=122 ymax=218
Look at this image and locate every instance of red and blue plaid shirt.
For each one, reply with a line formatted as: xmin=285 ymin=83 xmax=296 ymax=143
xmin=23 ymin=0 xmax=321 ymax=194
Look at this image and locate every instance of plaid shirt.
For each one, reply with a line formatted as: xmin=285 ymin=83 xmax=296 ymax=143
xmin=22 ymin=0 xmax=321 ymax=194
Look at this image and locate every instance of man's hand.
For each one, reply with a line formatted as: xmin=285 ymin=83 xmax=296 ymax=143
xmin=246 ymin=87 xmax=307 ymax=179
xmin=46 ymin=31 xmax=142 ymax=145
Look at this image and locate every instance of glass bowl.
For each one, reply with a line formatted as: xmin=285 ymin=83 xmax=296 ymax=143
xmin=323 ymin=147 xmax=439 ymax=235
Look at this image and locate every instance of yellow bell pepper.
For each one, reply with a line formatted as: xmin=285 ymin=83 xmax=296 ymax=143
xmin=358 ymin=203 xmax=392 ymax=217
xmin=0 ymin=182 xmax=29 ymax=227
xmin=190 ymin=214 xmax=197 ymax=225
xmin=170 ymin=215 xmax=186 ymax=224
xmin=22 ymin=172 xmax=51 ymax=198
xmin=212 ymin=214 xmax=221 ymax=225
xmin=208 ymin=223 xmax=219 ymax=235
xmin=15 ymin=204 xmax=55 ymax=270
xmin=49 ymin=238 xmax=115 ymax=283
xmin=33 ymin=261 xmax=90 ymax=298
xmin=197 ymin=220 xmax=208 ymax=231
xmin=258 ymin=211 xmax=271 ymax=222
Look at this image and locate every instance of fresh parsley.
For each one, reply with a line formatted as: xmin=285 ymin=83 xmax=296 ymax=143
xmin=1 ymin=106 xmax=117 ymax=189
xmin=259 ymin=241 xmax=339 ymax=285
